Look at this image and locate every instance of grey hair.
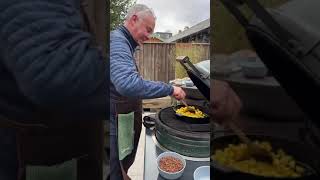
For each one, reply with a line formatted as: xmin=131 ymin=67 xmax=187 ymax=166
xmin=124 ymin=4 xmax=156 ymax=21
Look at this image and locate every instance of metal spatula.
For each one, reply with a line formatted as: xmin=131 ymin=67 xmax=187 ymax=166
xmin=227 ymin=121 xmax=273 ymax=163
xmin=180 ymin=99 xmax=196 ymax=113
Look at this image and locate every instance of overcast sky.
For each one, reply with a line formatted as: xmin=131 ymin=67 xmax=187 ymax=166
xmin=136 ymin=0 xmax=210 ymax=35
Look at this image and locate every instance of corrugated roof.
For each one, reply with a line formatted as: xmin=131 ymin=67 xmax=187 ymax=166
xmin=166 ymin=18 xmax=210 ymax=43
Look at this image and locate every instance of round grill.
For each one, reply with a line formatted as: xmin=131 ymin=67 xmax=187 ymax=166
xmin=154 ymin=106 xmax=210 ymax=158
xmin=158 ymin=107 xmax=210 ymax=132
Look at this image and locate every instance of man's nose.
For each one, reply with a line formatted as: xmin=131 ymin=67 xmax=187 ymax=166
xmin=145 ymin=34 xmax=150 ymax=41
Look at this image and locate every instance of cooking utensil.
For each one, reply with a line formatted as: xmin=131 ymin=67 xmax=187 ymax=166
xmin=227 ymin=121 xmax=273 ymax=163
xmin=180 ymin=99 xmax=195 ymax=113
xmin=173 ymin=105 xmax=209 ymax=124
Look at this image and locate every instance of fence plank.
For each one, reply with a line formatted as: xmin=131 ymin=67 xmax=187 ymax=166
xmin=134 ymin=42 xmax=209 ymax=82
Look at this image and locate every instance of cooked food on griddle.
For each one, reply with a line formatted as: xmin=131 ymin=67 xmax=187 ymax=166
xmin=213 ymin=141 xmax=305 ymax=178
xmin=175 ymin=106 xmax=206 ymax=118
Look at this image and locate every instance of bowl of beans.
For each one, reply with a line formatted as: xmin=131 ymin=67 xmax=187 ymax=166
xmin=157 ymin=151 xmax=186 ymax=179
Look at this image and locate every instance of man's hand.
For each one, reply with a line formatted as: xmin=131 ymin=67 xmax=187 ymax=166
xmin=211 ymin=80 xmax=242 ymax=124
xmin=172 ymin=86 xmax=186 ymax=100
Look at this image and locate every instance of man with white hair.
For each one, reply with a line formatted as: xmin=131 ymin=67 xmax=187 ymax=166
xmin=110 ymin=4 xmax=186 ymax=180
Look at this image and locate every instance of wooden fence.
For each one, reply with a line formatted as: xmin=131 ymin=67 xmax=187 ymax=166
xmin=134 ymin=42 xmax=210 ymax=82
xmin=175 ymin=43 xmax=210 ymax=78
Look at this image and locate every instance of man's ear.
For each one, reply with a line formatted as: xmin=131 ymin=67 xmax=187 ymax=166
xmin=131 ymin=14 xmax=138 ymax=23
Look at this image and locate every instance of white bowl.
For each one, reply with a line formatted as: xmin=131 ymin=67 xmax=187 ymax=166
xmin=193 ymin=166 xmax=210 ymax=180
xmin=157 ymin=152 xmax=186 ymax=179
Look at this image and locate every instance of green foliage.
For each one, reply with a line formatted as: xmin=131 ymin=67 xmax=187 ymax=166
xmin=110 ymin=0 xmax=136 ymax=30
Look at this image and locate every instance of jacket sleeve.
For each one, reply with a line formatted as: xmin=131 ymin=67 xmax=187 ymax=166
xmin=110 ymin=38 xmax=173 ymax=99
xmin=0 ymin=0 xmax=107 ymax=111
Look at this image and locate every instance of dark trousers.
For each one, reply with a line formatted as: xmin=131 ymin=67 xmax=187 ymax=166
xmin=0 ymin=129 xmax=18 ymax=180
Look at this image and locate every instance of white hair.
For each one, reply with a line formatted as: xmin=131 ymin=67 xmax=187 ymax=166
xmin=124 ymin=4 xmax=156 ymax=21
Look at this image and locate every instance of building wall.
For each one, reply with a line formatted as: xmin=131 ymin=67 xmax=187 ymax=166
xmin=154 ymin=32 xmax=172 ymax=39
xmin=176 ymin=28 xmax=210 ymax=43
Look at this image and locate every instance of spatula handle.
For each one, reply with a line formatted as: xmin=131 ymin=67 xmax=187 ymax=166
xmin=180 ymin=99 xmax=188 ymax=107
xmin=227 ymin=121 xmax=251 ymax=145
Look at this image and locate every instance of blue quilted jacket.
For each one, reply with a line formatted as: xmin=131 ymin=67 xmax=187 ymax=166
xmin=0 ymin=0 xmax=107 ymax=121
xmin=110 ymin=25 xmax=173 ymax=100
xmin=0 ymin=0 xmax=107 ymax=178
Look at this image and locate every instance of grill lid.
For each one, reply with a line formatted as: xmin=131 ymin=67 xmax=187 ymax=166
xmin=221 ymin=0 xmax=320 ymax=129
xmin=176 ymin=56 xmax=210 ymax=100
